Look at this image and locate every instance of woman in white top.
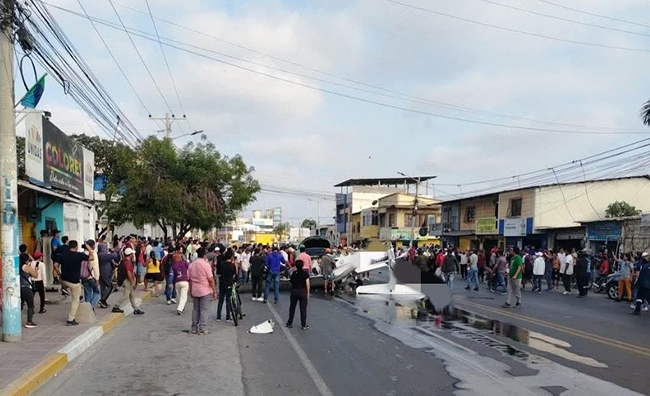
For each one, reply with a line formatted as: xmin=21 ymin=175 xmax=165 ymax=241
xmin=31 ymin=251 xmax=47 ymax=313
xmin=83 ymin=240 xmax=101 ymax=308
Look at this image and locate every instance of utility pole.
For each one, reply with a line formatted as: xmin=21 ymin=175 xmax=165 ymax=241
xmin=1 ymin=0 xmax=21 ymax=342
xmin=410 ymin=178 xmax=419 ymax=249
xmin=150 ymin=113 xmax=183 ymax=139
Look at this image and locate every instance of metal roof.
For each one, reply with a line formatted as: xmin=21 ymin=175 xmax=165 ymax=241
xmin=334 ymin=176 xmax=437 ymax=187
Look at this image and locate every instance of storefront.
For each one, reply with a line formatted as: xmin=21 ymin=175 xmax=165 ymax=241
xmin=583 ymin=220 xmax=622 ymax=255
xmin=551 ymin=227 xmax=586 ymax=251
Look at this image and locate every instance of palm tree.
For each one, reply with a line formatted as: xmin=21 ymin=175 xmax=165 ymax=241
xmin=642 ymin=100 xmax=650 ymax=126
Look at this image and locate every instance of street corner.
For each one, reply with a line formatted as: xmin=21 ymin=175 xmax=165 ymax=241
xmin=0 ymin=353 xmax=67 ymax=396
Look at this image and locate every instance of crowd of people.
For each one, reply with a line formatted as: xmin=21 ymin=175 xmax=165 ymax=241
xmin=404 ymin=243 xmax=650 ymax=313
xmin=16 ymin=232 xmax=325 ymax=332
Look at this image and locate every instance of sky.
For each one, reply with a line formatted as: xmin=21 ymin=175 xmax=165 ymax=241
xmin=18 ymin=0 xmax=650 ymax=227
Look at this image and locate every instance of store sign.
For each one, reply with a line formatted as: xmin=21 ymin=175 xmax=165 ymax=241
xmin=381 ymin=227 xmax=428 ymax=241
xmin=476 ymin=217 xmax=497 ymax=234
xmin=504 ymin=218 xmax=526 ymax=237
xmin=587 ymin=221 xmax=621 ymax=241
xmin=24 ymin=114 xmax=94 ymax=198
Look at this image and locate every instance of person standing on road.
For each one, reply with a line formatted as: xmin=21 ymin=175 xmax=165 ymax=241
xmin=443 ymin=249 xmax=458 ymax=291
xmin=217 ymin=250 xmax=237 ymax=322
xmin=465 ymin=249 xmax=479 ymax=291
xmin=631 ymin=253 xmax=650 ymax=315
xmin=503 ymin=247 xmax=523 ymax=308
xmin=544 ymin=250 xmax=554 ymax=291
xmin=552 ymin=251 xmax=561 ymax=290
xmin=561 ymin=250 xmax=574 ymax=295
xmin=532 ymin=252 xmax=545 ymax=293
xmin=30 ymin=251 xmax=46 ymax=314
xmin=240 ymin=248 xmax=251 ymax=284
xmin=59 ymin=240 xmax=95 ymax=325
xmin=494 ymin=250 xmax=508 ymax=294
xmin=112 ymin=248 xmax=145 ymax=316
xmin=286 ymin=260 xmax=310 ymax=330
xmin=264 ymin=246 xmax=286 ymax=304
xmin=20 ymin=254 xmax=39 ymax=328
xmin=616 ymin=253 xmax=634 ymax=303
xmin=162 ymin=245 xmax=178 ymax=305
xmin=459 ymin=250 xmax=468 ymax=280
xmin=321 ymin=248 xmax=337 ymax=295
xmin=296 ymin=246 xmax=312 ymax=275
xmin=172 ymin=250 xmax=190 ymax=315
xmin=575 ymin=251 xmax=589 ymax=297
xmin=249 ymin=249 xmax=265 ymax=301
xmin=144 ymin=251 xmax=163 ymax=297
xmin=188 ymin=247 xmax=217 ymax=334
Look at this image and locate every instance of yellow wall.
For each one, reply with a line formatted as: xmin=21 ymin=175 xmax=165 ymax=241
xmin=361 ymin=225 xmax=379 ymax=239
xmin=252 ymin=232 xmax=277 ymax=245
xmin=498 ymin=189 xmax=536 ymax=219
xmin=459 ymin=236 xmax=472 ymax=251
xmin=460 ymin=196 xmax=497 ymax=231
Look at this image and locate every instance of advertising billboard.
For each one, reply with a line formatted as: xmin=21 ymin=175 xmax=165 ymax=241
xmin=24 ymin=113 xmax=94 ymax=199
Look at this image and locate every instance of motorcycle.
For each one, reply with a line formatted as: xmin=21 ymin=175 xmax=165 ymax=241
xmin=592 ymin=273 xmax=609 ymax=293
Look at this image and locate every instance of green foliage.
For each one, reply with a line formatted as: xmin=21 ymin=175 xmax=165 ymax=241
xmin=107 ymin=137 xmax=259 ymax=239
xmin=17 ymin=136 xmax=25 ymax=176
xmin=605 ymin=201 xmax=642 ymax=218
xmin=301 ymin=218 xmax=317 ymax=228
xmin=273 ymin=222 xmax=290 ymax=239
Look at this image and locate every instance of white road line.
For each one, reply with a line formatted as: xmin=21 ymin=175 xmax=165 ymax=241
xmin=267 ymin=303 xmax=334 ymax=396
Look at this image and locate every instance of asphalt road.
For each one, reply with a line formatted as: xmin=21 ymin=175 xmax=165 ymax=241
xmin=35 ymin=276 xmax=648 ymax=396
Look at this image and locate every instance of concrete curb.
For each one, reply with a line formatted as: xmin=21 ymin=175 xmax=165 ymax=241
xmin=0 ymin=291 xmax=152 ymax=396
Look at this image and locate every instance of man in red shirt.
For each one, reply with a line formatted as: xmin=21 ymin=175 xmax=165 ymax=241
xmin=112 ymin=248 xmax=145 ymax=315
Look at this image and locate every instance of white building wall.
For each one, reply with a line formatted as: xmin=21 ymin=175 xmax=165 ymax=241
xmin=535 ymin=177 xmax=650 ymax=230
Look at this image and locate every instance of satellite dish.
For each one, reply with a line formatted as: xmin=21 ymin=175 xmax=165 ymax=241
xmin=419 ymin=227 xmax=428 ymax=237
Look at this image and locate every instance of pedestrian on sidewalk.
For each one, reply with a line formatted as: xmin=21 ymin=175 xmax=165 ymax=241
xmin=172 ymin=248 xmax=190 ymax=315
xmin=249 ymin=249 xmax=265 ymax=301
xmin=59 ymin=240 xmax=95 ymax=325
xmin=20 ymin=254 xmax=39 ymax=328
xmin=465 ymin=249 xmax=479 ymax=291
xmin=98 ymin=241 xmax=119 ymax=309
xmin=217 ymin=250 xmax=237 ymax=322
xmin=616 ymin=253 xmax=634 ymax=303
xmin=82 ymin=240 xmax=101 ymax=309
xmin=575 ymin=251 xmax=589 ymax=298
xmin=112 ymin=248 xmax=145 ymax=315
xmin=560 ymin=249 xmax=574 ymax=295
xmin=532 ymin=252 xmax=545 ymax=293
xmin=144 ymin=251 xmax=163 ymax=297
xmin=286 ymin=260 xmax=310 ymax=330
xmin=631 ymin=253 xmax=650 ymax=315
xmin=30 ymin=251 xmax=46 ymax=314
xmin=188 ymin=247 xmax=217 ymax=334
xmin=503 ymin=247 xmax=523 ymax=308
xmin=264 ymin=246 xmax=286 ymax=304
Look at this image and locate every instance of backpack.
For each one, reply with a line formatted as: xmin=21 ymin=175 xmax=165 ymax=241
xmin=117 ymin=259 xmax=128 ymax=287
xmin=80 ymin=259 xmax=92 ymax=280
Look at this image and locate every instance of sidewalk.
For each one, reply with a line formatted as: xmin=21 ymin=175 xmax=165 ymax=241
xmin=0 ymin=285 xmax=152 ymax=396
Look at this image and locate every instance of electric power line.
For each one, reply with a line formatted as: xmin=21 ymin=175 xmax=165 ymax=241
xmin=383 ymin=0 xmax=650 ymax=53
xmin=106 ymin=0 xmax=174 ymax=114
xmin=536 ymin=0 xmax=650 ymax=30
xmin=42 ymin=4 xmax=650 ymax=137
xmin=49 ymin=0 xmax=649 ymax=134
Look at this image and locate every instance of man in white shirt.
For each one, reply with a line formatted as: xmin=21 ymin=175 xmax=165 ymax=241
xmin=561 ymin=250 xmax=574 ymax=295
xmin=240 ymin=248 xmax=251 ymax=283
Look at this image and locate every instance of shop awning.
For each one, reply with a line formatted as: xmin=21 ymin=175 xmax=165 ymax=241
xmin=19 ymin=180 xmax=94 ymax=208
xmin=442 ymin=230 xmax=475 ymax=237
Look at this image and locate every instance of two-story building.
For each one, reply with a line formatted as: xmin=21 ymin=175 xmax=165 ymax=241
xmin=374 ymin=193 xmax=441 ymax=248
xmin=440 ymin=176 xmax=650 ymax=252
xmin=334 ymin=176 xmax=436 ymax=246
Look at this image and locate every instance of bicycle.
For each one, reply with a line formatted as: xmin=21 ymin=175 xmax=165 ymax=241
xmin=226 ymin=283 xmax=244 ymax=326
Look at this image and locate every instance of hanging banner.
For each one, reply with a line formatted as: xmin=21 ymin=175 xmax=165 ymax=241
xmin=24 ymin=115 xmax=94 ymax=199
xmin=476 ymin=217 xmax=497 ymax=234
xmin=25 ymin=113 xmax=44 ymax=182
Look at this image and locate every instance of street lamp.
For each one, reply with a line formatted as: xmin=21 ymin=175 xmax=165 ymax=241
xmin=397 ymin=171 xmax=420 ymax=249
xmin=171 ymin=130 xmax=204 ymax=140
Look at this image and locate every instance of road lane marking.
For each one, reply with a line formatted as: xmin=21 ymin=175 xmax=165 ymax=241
xmin=267 ymin=303 xmax=335 ymax=396
xmin=457 ymin=300 xmax=650 ymax=359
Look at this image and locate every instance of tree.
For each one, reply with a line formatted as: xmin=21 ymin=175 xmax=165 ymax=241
xmin=605 ymin=201 xmax=642 ymax=218
xmin=642 ymin=100 xmax=650 ymax=126
xmin=301 ymin=218 xmax=317 ymax=229
xmin=106 ymin=137 xmax=260 ymax=240
xmin=70 ymin=134 xmax=136 ymax=238
xmin=17 ymin=136 xmax=25 ymax=176
xmin=273 ymin=222 xmax=290 ymax=240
